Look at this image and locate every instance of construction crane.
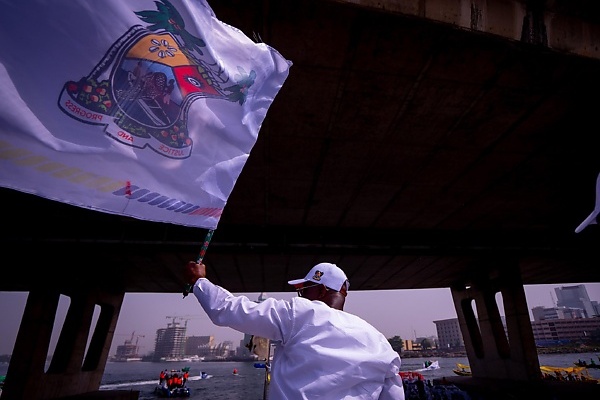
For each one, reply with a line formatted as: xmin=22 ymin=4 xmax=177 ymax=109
xmin=113 ymin=331 xmax=145 ymax=361
xmin=131 ymin=331 xmax=145 ymax=346
xmin=115 ymin=331 xmax=145 ymax=344
xmin=165 ymin=315 xmax=201 ymax=327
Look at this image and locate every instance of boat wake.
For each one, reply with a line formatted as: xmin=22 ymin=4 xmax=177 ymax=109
xmin=100 ymin=374 xmax=213 ymax=389
xmin=100 ymin=379 xmax=157 ymax=390
xmin=190 ymin=375 xmax=213 ymax=380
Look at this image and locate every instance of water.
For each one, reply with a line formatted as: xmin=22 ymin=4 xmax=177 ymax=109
xmin=100 ymin=361 xmax=268 ymax=399
xmin=1 ymin=353 xmax=599 ymax=399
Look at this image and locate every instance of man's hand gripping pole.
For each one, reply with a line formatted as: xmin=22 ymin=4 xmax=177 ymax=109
xmin=182 ymin=229 xmax=214 ymax=298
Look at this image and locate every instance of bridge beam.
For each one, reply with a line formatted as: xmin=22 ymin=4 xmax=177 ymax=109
xmin=2 ymin=288 xmax=135 ymax=399
xmin=335 ymin=0 xmax=600 ymax=60
xmin=451 ymin=259 xmax=540 ymax=381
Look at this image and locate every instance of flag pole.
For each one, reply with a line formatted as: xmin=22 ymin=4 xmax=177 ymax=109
xmin=182 ymin=229 xmax=215 ymax=298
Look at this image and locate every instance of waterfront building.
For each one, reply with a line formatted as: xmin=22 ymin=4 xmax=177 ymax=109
xmin=530 ymin=285 xmax=600 ymax=345
xmin=555 ymin=284 xmax=597 ymax=318
xmin=531 ymin=317 xmax=600 ymax=345
xmin=112 ymin=332 xmax=143 ymax=362
xmin=433 ymin=318 xmax=465 ymax=350
xmin=153 ymin=318 xmax=187 ymax=361
xmin=532 ymin=305 xmax=586 ymax=321
xmin=185 ymin=335 xmax=214 ymax=358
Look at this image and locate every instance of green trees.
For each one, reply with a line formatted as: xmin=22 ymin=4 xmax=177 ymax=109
xmin=420 ymin=338 xmax=433 ymax=350
xmin=387 ymin=335 xmax=404 ymax=352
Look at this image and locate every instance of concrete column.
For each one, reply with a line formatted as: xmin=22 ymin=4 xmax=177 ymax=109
xmin=450 ymin=259 xmax=541 ymax=381
xmin=2 ymin=287 xmax=130 ymax=399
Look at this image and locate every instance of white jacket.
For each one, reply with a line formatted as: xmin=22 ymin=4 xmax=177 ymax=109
xmin=192 ymin=278 xmax=405 ymax=400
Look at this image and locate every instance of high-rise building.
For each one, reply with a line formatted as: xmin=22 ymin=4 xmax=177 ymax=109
xmin=153 ymin=318 xmax=187 ymax=361
xmin=531 ymin=318 xmax=600 ymax=345
xmin=433 ymin=318 xmax=464 ymax=350
xmin=185 ymin=335 xmax=214 ymax=358
xmin=555 ymin=284 xmax=597 ymax=318
xmin=530 ymin=284 xmax=600 ymax=345
xmin=531 ymin=305 xmax=586 ymax=322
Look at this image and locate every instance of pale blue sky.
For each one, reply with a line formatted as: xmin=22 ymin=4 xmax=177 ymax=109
xmin=1 ymin=283 xmax=599 ymax=356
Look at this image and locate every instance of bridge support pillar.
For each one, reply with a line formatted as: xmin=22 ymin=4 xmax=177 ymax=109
xmin=450 ymin=260 xmax=541 ymax=381
xmin=3 ymin=288 xmax=136 ymax=399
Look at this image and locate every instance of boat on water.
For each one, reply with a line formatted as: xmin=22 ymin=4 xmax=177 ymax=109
xmin=200 ymin=371 xmax=212 ymax=379
xmin=452 ymin=363 xmax=471 ymax=376
xmin=155 ymin=367 xmax=191 ymax=398
xmin=154 ymin=385 xmax=191 ymax=398
xmin=540 ymin=365 xmax=599 ymax=382
xmin=415 ymin=360 xmax=440 ymax=372
xmin=452 ymin=363 xmax=599 ymax=383
xmin=573 ymin=358 xmax=600 ymax=369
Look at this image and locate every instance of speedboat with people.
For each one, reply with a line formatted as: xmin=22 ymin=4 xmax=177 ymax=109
xmin=154 ymin=385 xmax=191 ymax=398
xmin=573 ymin=357 xmax=600 ymax=369
xmin=452 ymin=363 xmax=472 ymax=376
xmin=155 ymin=368 xmax=191 ymax=397
xmin=453 ymin=362 xmax=599 ymax=383
xmin=540 ymin=365 xmax=599 ymax=382
xmin=200 ymin=371 xmax=212 ymax=379
xmin=415 ymin=360 xmax=440 ymax=372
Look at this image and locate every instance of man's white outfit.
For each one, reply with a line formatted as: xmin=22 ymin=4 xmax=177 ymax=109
xmin=192 ymin=278 xmax=405 ymax=400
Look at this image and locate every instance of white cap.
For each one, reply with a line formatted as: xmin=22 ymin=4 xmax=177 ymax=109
xmin=288 ymin=262 xmax=349 ymax=292
xmin=575 ymin=171 xmax=600 ymax=233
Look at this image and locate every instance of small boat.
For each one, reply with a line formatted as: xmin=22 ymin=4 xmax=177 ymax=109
xmin=573 ymin=359 xmax=600 ymax=369
xmin=232 ymin=368 xmax=239 ymax=376
xmin=540 ymin=365 xmax=599 ymax=383
xmin=155 ymin=367 xmax=191 ymax=397
xmin=452 ymin=363 xmax=599 ymax=383
xmin=415 ymin=360 xmax=440 ymax=372
xmin=154 ymin=385 xmax=191 ymax=398
xmin=452 ymin=363 xmax=471 ymax=376
xmin=200 ymin=371 xmax=212 ymax=379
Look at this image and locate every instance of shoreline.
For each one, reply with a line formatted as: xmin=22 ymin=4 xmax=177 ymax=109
xmin=399 ymin=343 xmax=600 ymax=358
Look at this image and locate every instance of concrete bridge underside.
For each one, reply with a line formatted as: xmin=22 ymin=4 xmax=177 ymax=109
xmin=2 ymin=0 xmax=600 ymax=399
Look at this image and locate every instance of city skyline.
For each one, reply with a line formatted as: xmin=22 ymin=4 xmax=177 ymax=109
xmin=1 ymin=282 xmax=599 ymax=356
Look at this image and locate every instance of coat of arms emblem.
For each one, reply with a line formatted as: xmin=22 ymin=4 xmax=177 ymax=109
xmin=58 ymin=0 xmax=255 ymax=159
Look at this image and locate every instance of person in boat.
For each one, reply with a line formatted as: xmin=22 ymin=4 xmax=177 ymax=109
xmin=159 ymin=369 xmax=167 ymax=386
xmin=170 ymin=373 xmax=183 ymax=389
xmin=182 ymin=370 xmax=189 ymax=386
xmin=183 ymin=260 xmax=405 ymax=400
xmin=166 ymin=373 xmax=176 ymax=390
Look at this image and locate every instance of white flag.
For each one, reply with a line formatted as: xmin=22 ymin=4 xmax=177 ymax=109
xmin=0 ymin=0 xmax=291 ymax=229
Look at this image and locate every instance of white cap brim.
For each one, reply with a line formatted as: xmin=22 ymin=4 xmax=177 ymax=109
xmin=575 ymin=210 xmax=599 ymax=233
xmin=287 ymin=278 xmax=309 ymax=286
xmin=575 ymin=171 xmax=600 ymax=233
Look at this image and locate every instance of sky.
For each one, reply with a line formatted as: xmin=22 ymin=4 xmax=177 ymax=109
xmin=1 ymin=283 xmax=599 ymax=356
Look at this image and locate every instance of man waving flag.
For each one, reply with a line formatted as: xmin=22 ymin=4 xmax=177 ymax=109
xmin=0 ymin=0 xmax=291 ymax=229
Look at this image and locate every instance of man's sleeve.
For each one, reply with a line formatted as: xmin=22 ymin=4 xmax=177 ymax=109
xmin=192 ymin=278 xmax=293 ymax=341
xmin=378 ymin=374 xmax=405 ymax=400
